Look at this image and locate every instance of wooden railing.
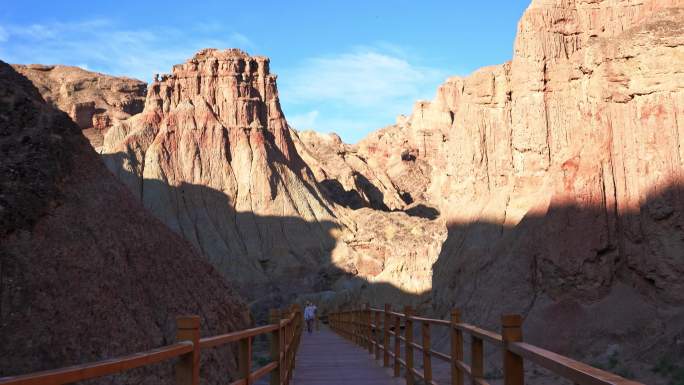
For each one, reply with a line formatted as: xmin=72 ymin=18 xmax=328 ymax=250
xmin=329 ymin=304 xmax=643 ymax=385
xmin=0 ymin=305 xmax=303 ymax=385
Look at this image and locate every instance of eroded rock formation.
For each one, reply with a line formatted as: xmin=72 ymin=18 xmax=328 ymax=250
xmin=9 ymin=0 xmax=684 ymax=381
xmin=100 ymin=49 xmax=340 ymax=308
xmin=294 ymin=0 xmax=684 ymax=378
xmin=96 ymin=49 xmax=443 ymax=315
xmin=13 ymin=64 xmax=146 ymax=148
xmin=0 ymin=61 xmax=250 ymax=384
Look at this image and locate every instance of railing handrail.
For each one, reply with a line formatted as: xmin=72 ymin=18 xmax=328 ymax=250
xmin=0 ymin=306 xmax=304 ymax=385
xmin=0 ymin=342 xmax=194 ymax=385
xmin=509 ymin=342 xmax=642 ymax=385
xmin=329 ymin=304 xmax=644 ymax=385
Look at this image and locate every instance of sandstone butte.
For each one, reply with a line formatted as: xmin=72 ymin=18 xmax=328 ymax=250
xmin=0 ymin=61 xmax=250 ymax=384
xmin=9 ymin=0 xmax=684 ymax=383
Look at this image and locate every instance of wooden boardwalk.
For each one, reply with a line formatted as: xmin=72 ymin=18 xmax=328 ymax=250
xmin=292 ymin=326 xmax=402 ymax=385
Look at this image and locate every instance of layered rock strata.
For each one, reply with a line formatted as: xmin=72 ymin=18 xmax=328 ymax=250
xmin=305 ymin=1 xmax=684 ymax=378
xmin=97 ymin=49 xmax=443 ymax=314
xmin=10 ymin=0 xmax=684 ymax=380
xmin=100 ymin=49 xmax=341 ymax=307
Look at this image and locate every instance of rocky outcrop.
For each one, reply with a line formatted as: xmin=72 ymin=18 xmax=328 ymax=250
xmin=100 ymin=49 xmax=341 ymax=308
xmin=12 ymin=64 xmax=146 ymax=148
xmin=290 ymin=129 xmax=410 ymax=211
xmin=12 ymin=1 xmax=682 ymax=381
xmin=97 ymin=49 xmax=445 ymax=315
xmin=297 ymin=0 xmax=684 ymax=379
xmin=0 ymin=61 xmax=250 ymax=384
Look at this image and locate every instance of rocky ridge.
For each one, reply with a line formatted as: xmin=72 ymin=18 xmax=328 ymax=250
xmin=13 ymin=64 xmax=146 ymax=148
xmin=94 ymin=48 xmax=443 ymax=315
xmin=0 ymin=61 xmax=250 ymax=384
xmin=101 ymin=49 xmax=337 ymax=305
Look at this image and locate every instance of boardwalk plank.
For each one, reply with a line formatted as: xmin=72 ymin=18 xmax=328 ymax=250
xmin=292 ymin=327 xmax=403 ymax=385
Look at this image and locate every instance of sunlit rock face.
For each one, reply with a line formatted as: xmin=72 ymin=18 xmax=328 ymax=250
xmin=300 ymin=0 xmax=684 ymax=374
xmin=97 ymin=49 xmax=444 ymax=313
xmin=295 ymin=0 xmax=684 ymax=375
xmin=0 ymin=61 xmax=250 ymax=383
xmin=12 ymin=64 xmax=146 ymax=149
xmin=100 ymin=49 xmax=341 ymax=303
xmin=12 ymin=0 xmax=683 ymax=379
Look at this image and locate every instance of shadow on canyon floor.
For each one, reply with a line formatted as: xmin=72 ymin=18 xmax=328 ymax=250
xmin=319 ymin=177 xmax=440 ymax=220
xmin=101 ymin=150 xmax=684 ymax=381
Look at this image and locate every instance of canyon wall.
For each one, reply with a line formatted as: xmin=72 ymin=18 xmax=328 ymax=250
xmin=0 ymin=61 xmax=250 ymax=384
xmin=12 ymin=50 xmax=445 ymax=317
xmin=9 ymin=0 xmax=684 ymax=380
xmin=296 ymin=0 xmax=684 ymax=377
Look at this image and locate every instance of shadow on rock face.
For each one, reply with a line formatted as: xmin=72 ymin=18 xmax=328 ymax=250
xmin=103 ymin=139 xmax=683 ymax=382
xmin=404 ymin=203 xmax=440 ymax=220
xmin=0 ymin=61 xmax=251 ymax=384
xmin=429 ymin=183 xmax=684 ymax=375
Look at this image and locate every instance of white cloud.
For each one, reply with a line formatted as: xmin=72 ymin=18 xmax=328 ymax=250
xmin=288 ymin=110 xmax=319 ymax=130
xmin=279 ymin=46 xmax=448 ymax=143
xmin=281 ymin=49 xmax=445 ymax=107
xmin=1 ymin=20 xmax=253 ymax=82
xmin=230 ymin=32 xmax=253 ymax=48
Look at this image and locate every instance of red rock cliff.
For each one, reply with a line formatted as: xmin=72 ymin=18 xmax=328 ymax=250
xmin=295 ymin=0 xmax=684 ymax=377
xmin=101 ymin=49 xmax=341 ymax=308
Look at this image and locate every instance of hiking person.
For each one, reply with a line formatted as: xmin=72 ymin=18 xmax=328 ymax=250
xmin=304 ymin=302 xmax=317 ymax=334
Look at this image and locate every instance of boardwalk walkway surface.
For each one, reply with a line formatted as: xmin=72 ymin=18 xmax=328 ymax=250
xmin=292 ymin=326 xmax=403 ymax=385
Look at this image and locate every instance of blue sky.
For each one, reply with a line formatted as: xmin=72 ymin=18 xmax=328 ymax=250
xmin=0 ymin=1 xmax=529 ymax=143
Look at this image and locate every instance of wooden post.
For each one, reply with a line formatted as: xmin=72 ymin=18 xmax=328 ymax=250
xmin=393 ymin=312 xmax=401 ymax=377
xmin=284 ymin=311 xmax=290 ymax=385
xmin=175 ymin=315 xmax=200 ymax=385
xmin=422 ymin=321 xmax=432 ymax=383
xmin=360 ymin=308 xmax=365 ymax=349
xmin=471 ymin=335 xmax=484 ymax=385
xmin=451 ymin=309 xmax=464 ymax=385
xmin=240 ymin=337 xmax=252 ymax=385
xmin=291 ymin=304 xmax=301 ymax=377
xmin=375 ymin=310 xmax=382 ymax=360
xmin=352 ymin=310 xmax=357 ymax=344
xmin=361 ymin=307 xmax=365 ymax=350
xmin=269 ymin=309 xmax=281 ymax=385
xmin=353 ymin=309 xmax=358 ymax=345
xmin=343 ymin=311 xmax=347 ymax=338
xmin=405 ymin=306 xmax=414 ymax=385
xmin=345 ymin=311 xmax=349 ymax=339
xmin=366 ymin=303 xmax=373 ymax=354
xmin=383 ymin=304 xmax=391 ymax=367
xmin=502 ymin=314 xmax=524 ymax=385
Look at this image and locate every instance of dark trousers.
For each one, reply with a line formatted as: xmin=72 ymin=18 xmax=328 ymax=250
xmin=306 ymin=319 xmax=314 ymax=333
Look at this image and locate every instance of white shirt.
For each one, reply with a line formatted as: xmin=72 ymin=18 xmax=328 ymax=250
xmin=304 ymin=305 xmax=317 ymax=320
